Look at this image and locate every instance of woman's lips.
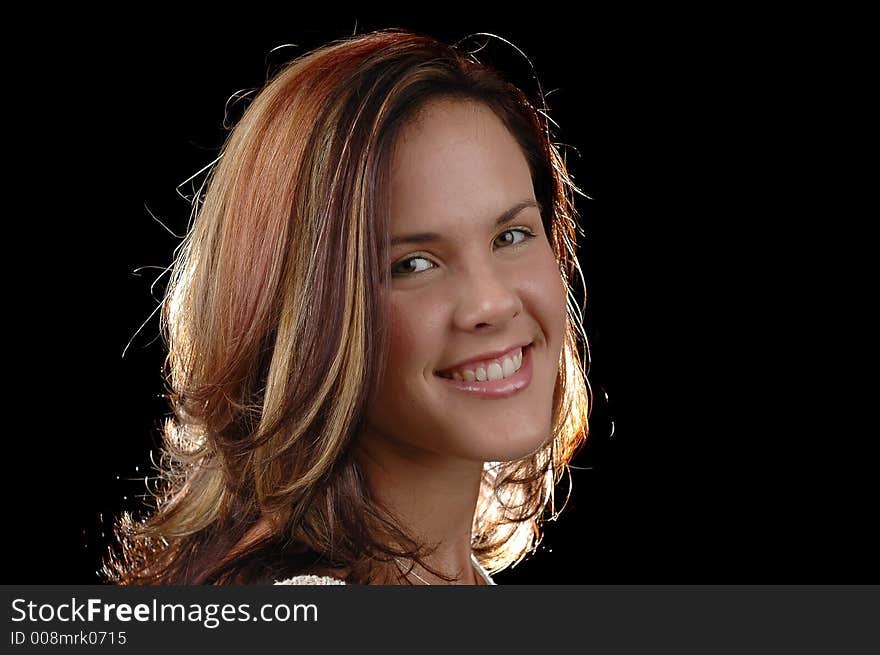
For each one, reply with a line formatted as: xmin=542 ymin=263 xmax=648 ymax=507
xmin=434 ymin=344 xmax=533 ymax=399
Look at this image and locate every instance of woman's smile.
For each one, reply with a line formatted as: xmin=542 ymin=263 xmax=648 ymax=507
xmin=433 ymin=342 xmax=535 ymax=399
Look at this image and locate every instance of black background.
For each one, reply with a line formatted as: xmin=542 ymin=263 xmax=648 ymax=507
xmin=10 ymin=12 xmax=873 ymax=583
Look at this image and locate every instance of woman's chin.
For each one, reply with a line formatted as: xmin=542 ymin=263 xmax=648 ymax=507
xmin=459 ymin=424 xmax=553 ymax=463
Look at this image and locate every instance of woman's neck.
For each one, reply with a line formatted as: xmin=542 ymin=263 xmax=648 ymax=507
xmin=354 ymin=431 xmax=484 ymax=585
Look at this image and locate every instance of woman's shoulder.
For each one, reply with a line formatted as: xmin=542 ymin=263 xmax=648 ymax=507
xmin=274 ymin=573 xmax=346 ymax=585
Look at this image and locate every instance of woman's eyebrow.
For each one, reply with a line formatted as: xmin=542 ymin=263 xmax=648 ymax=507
xmin=390 ymin=199 xmax=541 ymax=246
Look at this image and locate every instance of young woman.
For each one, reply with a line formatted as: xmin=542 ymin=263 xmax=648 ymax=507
xmin=103 ymin=27 xmax=591 ymax=585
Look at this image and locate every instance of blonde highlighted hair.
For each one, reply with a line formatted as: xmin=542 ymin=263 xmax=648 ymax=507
xmin=102 ymin=27 xmax=591 ymax=585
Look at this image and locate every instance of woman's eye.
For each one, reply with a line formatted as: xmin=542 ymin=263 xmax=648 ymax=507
xmin=494 ymin=227 xmax=536 ymax=248
xmin=391 ymin=256 xmax=435 ymax=277
xmin=391 ymin=229 xmax=536 ymax=278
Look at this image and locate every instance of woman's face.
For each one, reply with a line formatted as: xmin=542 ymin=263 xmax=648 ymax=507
xmin=365 ymin=99 xmax=567 ymax=464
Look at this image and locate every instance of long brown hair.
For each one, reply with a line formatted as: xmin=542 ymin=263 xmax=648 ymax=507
xmin=102 ymin=27 xmax=591 ymax=585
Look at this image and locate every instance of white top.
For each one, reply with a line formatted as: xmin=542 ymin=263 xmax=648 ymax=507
xmin=274 ymin=553 xmax=496 ymax=585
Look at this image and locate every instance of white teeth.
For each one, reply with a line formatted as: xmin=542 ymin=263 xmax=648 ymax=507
xmin=441 ymin=346 xmax=526 ymax=383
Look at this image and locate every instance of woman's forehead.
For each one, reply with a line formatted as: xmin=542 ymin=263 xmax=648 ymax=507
xmin=389 ymin=100 xmax=534 ymax=233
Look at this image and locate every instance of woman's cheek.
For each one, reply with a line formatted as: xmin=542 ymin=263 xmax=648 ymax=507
xmin=523 ymin=249 xmax=567 ymax=343
xmin=387 ymin=292 xmax=438 ymax=375
xmin=386 ymin=299 xmax=414 ymax=376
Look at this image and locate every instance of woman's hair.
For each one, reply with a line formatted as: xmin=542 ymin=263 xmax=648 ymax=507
xmin=102 ymin=27 xmax=591 ymax=585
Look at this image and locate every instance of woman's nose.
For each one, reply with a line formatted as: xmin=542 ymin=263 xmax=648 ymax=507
xmin=452 ymin=262 xmax=522 ymax=331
